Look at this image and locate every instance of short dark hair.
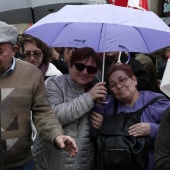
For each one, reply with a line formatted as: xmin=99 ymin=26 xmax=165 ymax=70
xmin=70 ymin=47 xmax=100 ymax=68
xmin=106 ymin=63 xmax=134 ymax=84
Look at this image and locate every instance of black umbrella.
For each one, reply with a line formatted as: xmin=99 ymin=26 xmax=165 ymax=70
xmin=0 ymin=0 xmax=89 ymax=24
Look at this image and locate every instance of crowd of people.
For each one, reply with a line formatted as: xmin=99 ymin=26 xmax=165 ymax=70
xmin=1 ymin=21 xmax=170 ymax=170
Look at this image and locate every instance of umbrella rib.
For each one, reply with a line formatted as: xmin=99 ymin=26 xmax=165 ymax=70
xmin=51 ymin=22 xmax=72 ymax=47
xmin=100 ymin=23 xmax=107 ymax=82
xmin=134 ymin=27 xmax=150 ymax=53
xmin=98 ymin=23 xmax=104 ymax=52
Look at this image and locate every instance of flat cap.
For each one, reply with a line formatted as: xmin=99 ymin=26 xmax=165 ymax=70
xmin=0 ymin=21 xmax=18 ymax=44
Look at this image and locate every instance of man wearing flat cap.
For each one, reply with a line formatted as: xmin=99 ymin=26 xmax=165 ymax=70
xmin=0 ymin=21 xmax=78 ymax=170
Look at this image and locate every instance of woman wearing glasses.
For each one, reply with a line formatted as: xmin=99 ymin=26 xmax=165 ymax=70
xmin=92 ymin=63 xmax=170 ymax=170
xmin=33 ymin=47 xmax=107 ymax=170
xmin=19 ymin=34 xmax=62 ymax=82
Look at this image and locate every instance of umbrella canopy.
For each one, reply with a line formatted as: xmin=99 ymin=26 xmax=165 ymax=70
xmin=0 ymin=0 xmax=89 ymax=24
xmin=25 ymin=4 xmax=170 ymax=53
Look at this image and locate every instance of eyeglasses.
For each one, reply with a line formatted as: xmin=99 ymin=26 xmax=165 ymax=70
xmin=109 ymin=76 xmax=130 ymax=89
xmin=24 ymin=51 xmax=42 ymax=59
xmin=74 ymin=63 xmax=98 ymax=74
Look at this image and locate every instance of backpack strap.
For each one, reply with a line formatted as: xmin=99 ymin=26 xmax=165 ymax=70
xmin=139 ymin=95 xmax=165 ymax=112
xmin=113 ymin=98 xmax=118 ymax=114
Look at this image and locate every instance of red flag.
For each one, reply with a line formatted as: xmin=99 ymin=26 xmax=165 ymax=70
xmin=139 ymin=0 xmax=148 ymax=11
xmin=106 ymin=0 xmax=128 ymax=7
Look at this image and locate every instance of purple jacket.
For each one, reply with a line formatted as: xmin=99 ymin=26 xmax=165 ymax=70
xmin=92 ymin=91 xmax=170 ymax=170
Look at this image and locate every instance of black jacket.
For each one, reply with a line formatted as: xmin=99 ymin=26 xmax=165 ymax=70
xmin=155 ymin=107 xmax=170 ymax=170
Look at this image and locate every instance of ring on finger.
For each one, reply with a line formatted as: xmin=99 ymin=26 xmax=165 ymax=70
xmin=96 ymin=86 xmax=99 ymax=90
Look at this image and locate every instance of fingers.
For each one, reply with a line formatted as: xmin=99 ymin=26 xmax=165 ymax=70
xmin=96 ymin=83 xmax=107 ymax=95
xmin=128 ymin=123 xmax=142 ymax=137
xmin=64 ymin=137 xmax=78 ymax=157
xmin=92 ymin=111 xmax=103 ymax=118
xmin=55 ymin=135 xmax=78 ymax=157
xmin=128 ymin=128 xmax=142 ymax=137
xmin=89 ymin=82 xmax=107 ymax=101
xmin=90 ymin=112 xmax=103 ymax=129
xmin=128 ymin=123 xmax=150 ymax=137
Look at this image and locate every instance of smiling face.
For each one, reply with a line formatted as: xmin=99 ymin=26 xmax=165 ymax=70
xmin=108 ymin=70 xmax=138 ymax=105
xmin=68 ymin=57 xmax=97 ymax=87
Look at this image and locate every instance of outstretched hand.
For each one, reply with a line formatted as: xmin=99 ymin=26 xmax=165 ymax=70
xmin=55 ymin=135 xmax=78 ymax=157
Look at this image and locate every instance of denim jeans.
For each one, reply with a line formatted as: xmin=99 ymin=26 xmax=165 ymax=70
xmin=13 ymin=160 xmax=33 ymax=170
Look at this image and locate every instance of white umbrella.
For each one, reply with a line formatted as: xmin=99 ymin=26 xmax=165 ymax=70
xmin=160 ymin=56 xmax=170 ymax=98
xmin=0 ymin=0 xmax=89 ymax=24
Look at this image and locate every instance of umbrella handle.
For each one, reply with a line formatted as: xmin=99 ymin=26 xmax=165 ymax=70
xmin=117 ymin=51 xmax=122 ymax=62
xmin=101 ymin=52 xmax=106 ymax=82
xmin=125 ymin=52 xmax=131 ymax=64
xmin=102 ymin=24 xmax=107 ymax=82
xmin=118 ymin=45 xmax=130 ymax=64
xmin=117 ymin=51 xmax=130 ymax=64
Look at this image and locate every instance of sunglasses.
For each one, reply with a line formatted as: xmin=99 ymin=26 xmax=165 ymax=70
xmin=74 ymin=63 xmax=98 ymax=74
xmin=24 ymin=51 xmax=42 ymax=59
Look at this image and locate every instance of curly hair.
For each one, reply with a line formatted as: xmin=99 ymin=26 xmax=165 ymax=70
xmin=19 ymin=34 xmax=52 ymax=63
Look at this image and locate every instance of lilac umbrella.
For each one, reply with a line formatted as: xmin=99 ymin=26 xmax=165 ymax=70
xmin=25 ymin=4 xmax=170 ymax=53
xmin=25 ymin=4 xmax=170 ymax=81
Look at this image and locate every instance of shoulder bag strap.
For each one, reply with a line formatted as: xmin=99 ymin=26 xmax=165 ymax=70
xmin=139 ymin=96 xmax=165 ymax=112
xmin=113 ymin=96 xmax=164 ymax=113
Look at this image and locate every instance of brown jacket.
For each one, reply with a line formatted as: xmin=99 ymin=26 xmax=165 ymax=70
xmin=1 ymin=59 xmax=63 ymax=169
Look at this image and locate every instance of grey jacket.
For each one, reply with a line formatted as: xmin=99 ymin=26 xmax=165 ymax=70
xmin=33 ymin=75 xmax=95 ymax=170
